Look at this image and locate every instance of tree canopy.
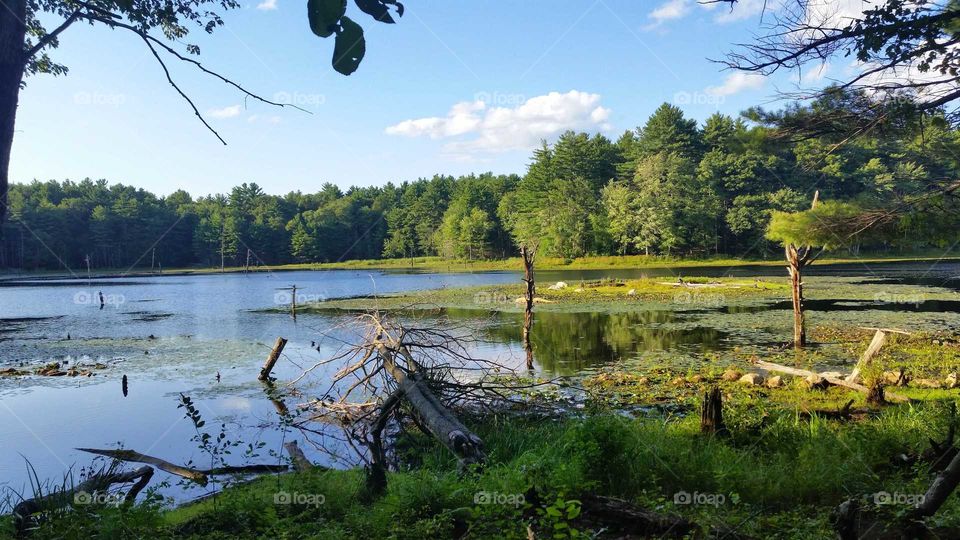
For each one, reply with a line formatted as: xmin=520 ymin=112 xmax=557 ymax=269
xmin=4 ymin=90 xmax=960 ymax=270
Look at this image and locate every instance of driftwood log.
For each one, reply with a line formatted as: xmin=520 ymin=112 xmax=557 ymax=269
xmin=578 ymin=494 xmax=698 ymax=538
xmin=754 ymin=360 xmax=909 ymax=403
xmin=847 ymin=328 xmax=910 ymax=384
xmin=77 ymin=448 xmax=287 ymax=486
xmin=13 ymin=465 xmax=154 ymax=535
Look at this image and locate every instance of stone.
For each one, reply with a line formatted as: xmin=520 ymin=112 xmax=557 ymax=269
xmin=547 ymin=281 xmax=568 ymax=290
xmin=627 ymin=289 xmax=637 ymax=296
xmin=946 ymin=373 xmax=958 ymax=389
xmin=739 ymin=373 xmax=764 ymax=386
xmin=883 ymin=370 xmax=908 ymax=386
xmin=766 ymin=375 xmax=784 ymax=388
xmin=721 ymin=369 xmax=742 ymax=382
xmin=805 ymin=374 xmax=829 ymax=390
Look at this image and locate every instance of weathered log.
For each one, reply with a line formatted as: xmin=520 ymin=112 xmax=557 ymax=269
xmin=13 ymin=465 xmax=154 ymax=534
xmin=77 ymin=448 xmax=287 ymax=486
xmin=754 ymin=360 xmax=909 ymax=403
xmin=911 ymin=442 xmax=960 ymax=519
xmin=700 ymin=386 xmax=725 ymax=435
xmin=284 ymin=441 xmax=313 ymax=472
xmin=376 ymin=339 xmax=485 ymax=468
xmin=847 ymin=329 xmax=887 ymax=384
xmin=578 ymin=494 xmax=698 ymax=538
xmin=259 ymin=337 xmax=288 ymax=381
xmin=800 ymin=400 xmax=856 ymax=421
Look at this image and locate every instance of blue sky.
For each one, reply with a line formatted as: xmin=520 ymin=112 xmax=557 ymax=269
xmin=13 ymin=0 xmax=834 ymax=197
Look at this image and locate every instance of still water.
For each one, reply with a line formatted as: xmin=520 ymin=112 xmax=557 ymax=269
xmin=0 ymin=261 xmax=958 ymax=504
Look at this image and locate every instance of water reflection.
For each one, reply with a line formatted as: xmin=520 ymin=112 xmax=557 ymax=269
xmin=442 ymin=309 xmax=728 ymax=374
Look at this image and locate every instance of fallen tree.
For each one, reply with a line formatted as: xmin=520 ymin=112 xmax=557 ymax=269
xmin=76 ymin=448 xmax=288 ymax=486
xmin=13 ymin=464 xmax=154 ymax=535
xmin=754 ymin=360 xmax=909 ymax=403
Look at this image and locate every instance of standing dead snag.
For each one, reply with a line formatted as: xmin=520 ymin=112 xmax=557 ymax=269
xmin=784 ymin=191 xmax=820 ymax=348
xmin=520 ymin=244 xmax=537 ymax=369
xmin=259 ymin=337 xmax=288 ymax=381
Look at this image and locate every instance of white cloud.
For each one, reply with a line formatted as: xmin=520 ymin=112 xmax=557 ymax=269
xmin=647 ymin=0 xmax=691 ymax=27
xmin=793 ymin=62 xmax=831 ymax=85
xmin=713 ymin=0 xmax=768 ymax=23
xmin=804 ymin=0 xmax=870 ymax=29
xmin=247 ymin=114 xmax=282 ymax=124
xmin=256 ymin=0 xmax=277 ymax=10
xmin=208 ymin=105 xmax=242 ymax=119
xmin=705 ymin=72 xmax=767 ymax=96
xmin=385 ymin=90 xmax=612 ymax=155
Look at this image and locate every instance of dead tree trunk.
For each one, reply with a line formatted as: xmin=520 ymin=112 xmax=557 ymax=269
xmin=520 ymin=244 xmax=536 ymax=369
xmin=786 ymin=246 xmax=806 ymax=348
xmin=13 ymin=465 xmax=154 ymax=535
xmin=259 ymin=337 xmax=288 ymax=381
xmin=77 ymin=448 xmax=287 ymax=486
xmin=911 ymin=447 xmax=960 ymax=519
xmin=847 ymin=329 xmax=886 ymax=384
xmin=785 ymin=191 xmax=820 ymax=349
xmin=700 ymin=386 xmax=725 ymax=435
xmin=376 ymin=339 xmax=485 ymax=468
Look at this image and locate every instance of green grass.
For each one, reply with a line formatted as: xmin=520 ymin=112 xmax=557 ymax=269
xmin=11 ymin=400 xmax=960 ymax=539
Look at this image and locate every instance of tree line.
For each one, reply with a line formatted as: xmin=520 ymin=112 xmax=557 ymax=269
xmin=2 ymin=89 xmax=958 ymax=271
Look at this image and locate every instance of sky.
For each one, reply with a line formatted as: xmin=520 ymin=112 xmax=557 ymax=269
xmin=12 ymin=0 xmax=842 ymax=198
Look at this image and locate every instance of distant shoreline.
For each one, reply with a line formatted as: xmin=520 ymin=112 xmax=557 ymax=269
xmin=0 ymin=253 xmax=957 ymax=283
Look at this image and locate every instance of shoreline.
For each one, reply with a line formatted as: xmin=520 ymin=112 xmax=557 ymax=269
xmin=1 ymin=253 xmax=957 ymax=283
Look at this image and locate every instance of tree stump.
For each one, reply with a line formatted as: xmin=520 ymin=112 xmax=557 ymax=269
xmin=700 ymin=386 xmax=725 ymax=435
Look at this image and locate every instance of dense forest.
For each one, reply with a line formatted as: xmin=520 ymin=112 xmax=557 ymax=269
xmin=2 ymin=90 xmax=958 ymax=270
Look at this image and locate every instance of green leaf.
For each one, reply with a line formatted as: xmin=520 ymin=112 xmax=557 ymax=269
xmin=333 ymin=16 xmax=366 ymax=75
xmin=354 ymin=0 xmax=402 ymax=23
xmin=308 ymin=0 xmax=347 ymax=38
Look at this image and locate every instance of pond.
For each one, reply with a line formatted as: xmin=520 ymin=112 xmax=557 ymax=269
xmin=1 ymin=260 xmax=959 ymax=505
